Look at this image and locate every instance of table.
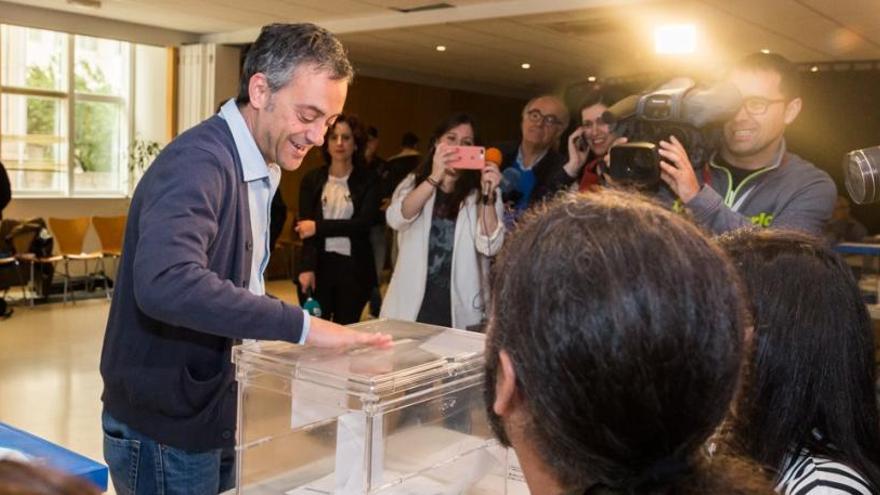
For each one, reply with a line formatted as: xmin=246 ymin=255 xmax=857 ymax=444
xmin=0 ymin=422 xmax=108 ymax=491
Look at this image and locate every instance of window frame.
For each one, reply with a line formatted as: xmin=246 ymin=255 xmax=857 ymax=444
xmin=0 ymin=24 xmax=135 ymax=198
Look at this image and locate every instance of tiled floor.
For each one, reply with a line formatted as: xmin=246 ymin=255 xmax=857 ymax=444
xmin=0 ymin=280 xmax=301 ymax=493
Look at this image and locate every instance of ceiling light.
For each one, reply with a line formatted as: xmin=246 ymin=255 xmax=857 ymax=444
xmin=587 ymin=76 xmax=597 ymax=82
xmin=810 ymin=65 xmax=819 ymax=72
xmin=435 ymin=45 xmax=446 ymax=52
xmin=654 ymin=24 xmax=697 ymax=55
xmin=521 ymin=63 xmax=531 ymax=69
xmin=760 ymin=48 xmax=771 ymax=54
xmin=67 ymin=0 xmax=101 ymax=7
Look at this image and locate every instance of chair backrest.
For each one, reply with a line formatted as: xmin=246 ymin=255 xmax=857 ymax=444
xmin=48 ymin=217 xmax=91 ymax=255
xmin=0 ymin=219 xmax=20 ymax=254
xmin=9 ymin=229 xmax=36 ymax=256
xmin=91 ymin=215 xmax=126 ymax=255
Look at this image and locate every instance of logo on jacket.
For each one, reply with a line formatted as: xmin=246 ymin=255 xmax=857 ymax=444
xmin=750 ymin=212 xmax=774 ymax=227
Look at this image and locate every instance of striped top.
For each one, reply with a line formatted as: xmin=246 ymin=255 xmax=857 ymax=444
xmin=777 ymin=449 xmax=874 ymax=495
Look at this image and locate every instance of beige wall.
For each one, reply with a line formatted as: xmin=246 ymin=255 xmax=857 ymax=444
xmin=5 ymin=198 xmax=129 ymax=254
xmin=213 ymin=45 xmax=241 ymax=111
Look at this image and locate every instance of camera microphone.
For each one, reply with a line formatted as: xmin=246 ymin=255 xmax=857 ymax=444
xmin=482 ymin=147 xmax=503 ymax=204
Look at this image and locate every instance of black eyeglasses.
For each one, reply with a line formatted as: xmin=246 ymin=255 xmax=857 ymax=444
xmin=742 ymin=97 xmax=787 ymax=115
xmin=525 ymin=109 xmax=564 ymax=127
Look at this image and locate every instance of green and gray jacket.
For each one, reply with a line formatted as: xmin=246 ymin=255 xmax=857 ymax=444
xmin=686 ymin=144 xmax=836 ymax=235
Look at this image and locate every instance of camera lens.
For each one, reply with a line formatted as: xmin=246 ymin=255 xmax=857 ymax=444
xmin=843 ymin=146 xmax=880 ymax=204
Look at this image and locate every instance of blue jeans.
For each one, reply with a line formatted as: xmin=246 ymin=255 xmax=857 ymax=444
xmin=102 ymin=411 xmax=235 ymax=495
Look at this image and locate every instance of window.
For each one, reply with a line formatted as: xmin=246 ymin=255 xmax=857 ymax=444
xmin=73 ymin=35 xmax=130 ymax=195
xmin=0 ymin=25 xmax=70 ymax=195
xmin=0 ymin=25 xmax=163 ymax=197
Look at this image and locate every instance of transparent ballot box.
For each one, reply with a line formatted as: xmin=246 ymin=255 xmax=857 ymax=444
xmin=232 ymin=319 xmax=507 ymax=494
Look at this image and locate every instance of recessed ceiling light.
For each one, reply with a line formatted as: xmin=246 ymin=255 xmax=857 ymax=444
xmin=436 ymin=45 xmax=446 ymax=52
xmin=67 ymin=0 xmax=101 ymax=7
xmin=521 ymin=63 xmax=531 ymax=69
xmin=654 ymin=24 xmax=697 ymax=55
xmin=810 ymin=65 xmax=819 ymax=72
xmin=760 ymin=48 xmax=771 ymax=54
xmin=587 ymin=76 xmax=597 ymax=82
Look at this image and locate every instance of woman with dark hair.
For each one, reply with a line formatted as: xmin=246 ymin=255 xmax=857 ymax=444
xmin=295 ymin=114 xmax=379 ymax=324
xmin=485 ymin=191 xmax=773 ymax=494
xmin=719 ymin=229 xmax=880 ymax=494
xmin=380 ymin=113 xmax=503 ymax=329
xmin=555 ymin=89 xmax=623 ymax=192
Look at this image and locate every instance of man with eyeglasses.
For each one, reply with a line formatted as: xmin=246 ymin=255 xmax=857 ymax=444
xmin=497 ymin=95 xmax=570 ymax=218
xmin=654 ymin=52 xmax=835 ymax=234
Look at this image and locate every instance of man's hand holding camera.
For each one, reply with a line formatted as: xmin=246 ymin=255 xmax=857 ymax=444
xmin=658 ymin=135 xmax=700 ymax=203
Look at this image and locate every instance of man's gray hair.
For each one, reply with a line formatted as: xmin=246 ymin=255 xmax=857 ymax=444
xmin=236 ymin=23 xmax=354 ymax=104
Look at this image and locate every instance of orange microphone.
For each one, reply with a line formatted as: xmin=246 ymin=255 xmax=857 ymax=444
xmin=482 ymin=147 xmax=503 ymax=203
xmin=485 ymin=147 xmax=503 ymax=168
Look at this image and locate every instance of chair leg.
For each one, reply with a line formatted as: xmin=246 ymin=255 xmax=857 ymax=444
xmin=101 ymin=258 xmax=110 ymax=300
xmin=15 ymin=260 xmax=27 ymax=305
xmin=28 ymin=261 xmax=35 ymax=307
xmin=63 ymin=258 xmax=71 ymax=305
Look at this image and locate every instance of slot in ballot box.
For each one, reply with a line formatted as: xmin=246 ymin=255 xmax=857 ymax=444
xmin=0 ymin=422 xmax=108 ymax=491
xmin=232 ymin=319 xmax=512 ymax=494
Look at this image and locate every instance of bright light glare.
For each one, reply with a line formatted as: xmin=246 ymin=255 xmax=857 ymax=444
xmin=654 ymin=24 xmax=697 ymax=55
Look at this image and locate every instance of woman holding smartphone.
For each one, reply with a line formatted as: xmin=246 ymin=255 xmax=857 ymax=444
xmin=381 ymin=113 xmax=503 ymax=330
xmin=296 ymin=114 xmax=379 ymax=324
xmin=559 ymin=89 xmax=623 ymax=191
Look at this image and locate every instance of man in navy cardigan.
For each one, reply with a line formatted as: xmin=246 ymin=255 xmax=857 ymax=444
xmin=99 ymin=23 xmax=390 ymax=495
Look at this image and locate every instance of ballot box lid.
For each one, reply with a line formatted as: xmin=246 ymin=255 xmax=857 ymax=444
xmin=232 ymin=319 xmax=485 ymax=399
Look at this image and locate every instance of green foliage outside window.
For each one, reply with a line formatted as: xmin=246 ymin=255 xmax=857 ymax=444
xmin=24 ymin=57 xmax=120 ymax=173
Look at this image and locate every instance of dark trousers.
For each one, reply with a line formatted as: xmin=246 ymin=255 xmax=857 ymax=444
xmin=311 ymin=251 xmax=370 ymax=325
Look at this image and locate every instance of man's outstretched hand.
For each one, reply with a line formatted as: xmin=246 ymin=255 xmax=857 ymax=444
xmin=305 ymin=317 xmax=393 ymax=349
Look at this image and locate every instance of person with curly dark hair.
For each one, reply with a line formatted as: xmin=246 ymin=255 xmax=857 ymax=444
xmin=484 ymin=191 xmax=773 ymax=494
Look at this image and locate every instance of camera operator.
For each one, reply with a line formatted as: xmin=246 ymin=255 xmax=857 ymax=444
xmin=656 ymin=52 xmax=835 ymax=235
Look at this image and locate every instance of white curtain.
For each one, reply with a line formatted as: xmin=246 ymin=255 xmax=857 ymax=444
xmin=177 ymin=44 xmax=217 ymax=133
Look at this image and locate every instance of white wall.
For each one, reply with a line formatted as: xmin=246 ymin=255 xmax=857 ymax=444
xmin=134 ymin=45 xmax=169 ymax=145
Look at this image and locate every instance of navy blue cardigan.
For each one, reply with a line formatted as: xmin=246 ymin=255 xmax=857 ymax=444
xmin=100 ymin=115 xmax=305 ymax=452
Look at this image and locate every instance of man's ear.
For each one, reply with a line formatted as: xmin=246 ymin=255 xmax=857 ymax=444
xmin=783 ymin=97 xmax=802 ymax=125
xmin=248 ymin=73 xmax=271 ymax=110
xmin=493 ymin=350 xmax=519 ymax=416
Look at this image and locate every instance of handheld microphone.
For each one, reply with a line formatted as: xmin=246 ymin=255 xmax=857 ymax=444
xmin=482 ymin=147 xmax=503 ymax=204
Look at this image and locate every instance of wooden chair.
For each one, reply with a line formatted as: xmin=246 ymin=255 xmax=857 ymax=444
xmin=91 ymin=215 xmax=126 ymax=299
xmin=48 ymin=217 xmax=102 ymax=304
